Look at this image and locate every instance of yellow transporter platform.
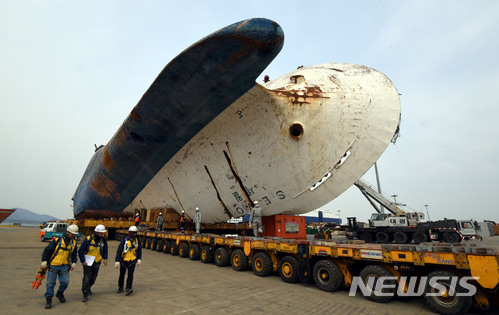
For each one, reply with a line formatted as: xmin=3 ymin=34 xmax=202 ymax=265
xmin=116 ymin=230 xmax=499 ymax=315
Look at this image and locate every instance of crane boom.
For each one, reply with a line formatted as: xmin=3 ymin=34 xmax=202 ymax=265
xmin=354 ymin=178 xmax=406 ymax=215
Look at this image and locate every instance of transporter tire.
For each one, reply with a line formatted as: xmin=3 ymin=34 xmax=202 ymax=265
xmin=214 ymin=247 xmax=230 ymax=267
xmin=170 ymin=242 xmax=179 ymax=256
xmin=393 ymin=232 xmax=409 ymax=244
xmin=151 ymin=239 xmax=158 ymax=251
xmin=230 ymin=249 xmax=248 ymax=271
xmin=41 ymin=236 xmax=45 ymax=242
xmin=359 ymin=232 xmax=373 ymax=243
xmin=252 ymin=252 xmax=272 ymax=277
xmin=424 ymin=270 xmax=472 ymax=315
xmin=179 ymin=242 xmax=189 ymax=258
xmin=163 ymin=240 xmax=171 ymax=254
xmin=375 ymin=231 xmax=390 ymax=243
xmin=313 ymin=260 xmax=343 ymax=291
xmin=279 ymin=256 xmax=300 ymax=283
xmin=141 ymin=238 xmax=147 ymax=248
xmin=442 ymin=232 xmax=461 ymax=244
xmin=189 ymin=244 xmax=200 ymax=260
xmin=156 ymin=240 xmax=164 ymax=252
xmin=358 ymin=265 xmax=396 ymax=303
xmin=145 ymin=238 xmax=152 ymax=249
xmin=413 ymin=231 xmax=428 ymax=244
xmin=201 ymin=245 xmax=213 ymax=263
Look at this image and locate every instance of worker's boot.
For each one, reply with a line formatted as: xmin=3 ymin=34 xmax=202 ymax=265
xmin=116 ymin=287 xmax=123 ymax=293
xmin=125 ymin=288 xmax=133 ymax=296
xmin=45 ymin=297 xmax=52 ymax=309
xmin=56 ymin=291 xmax=66 ymax=303
xmin=82 ymin=293 xmax=88 ymax=302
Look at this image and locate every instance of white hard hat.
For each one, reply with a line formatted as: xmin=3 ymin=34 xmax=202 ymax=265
xmin=128 ymin=226 xmax=138 ymax=232
xmin=196 ymin=207 xmax=199 ymax=211
xmin=182 ymin=210 xmax=185 ymax=213
xmin=159 ymin=212 xmax=162 ymax=215
xmin=254 ymin=201 xmax=259 ymax=205
xmin=94 ymin=224 xmax=106 ymax=233
xmin=67 ymin=224 xmax=79 ymax=235
xmin=136 ymin=213 xmax=139 ymax=216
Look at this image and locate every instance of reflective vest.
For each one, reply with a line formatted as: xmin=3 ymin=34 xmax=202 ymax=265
xmin=85 ymin=236 xmax=104 ymax=263
xmin=122 ymin=238 xmax=138 ymax=262
xmin=50 ymin=237 xmax=76 ymax=266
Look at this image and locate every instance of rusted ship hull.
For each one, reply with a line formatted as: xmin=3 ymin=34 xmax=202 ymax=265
xmin=73 ymin=18 xmax=401 ymax=223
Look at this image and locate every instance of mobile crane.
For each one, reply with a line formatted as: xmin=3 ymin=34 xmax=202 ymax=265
xmin=346 ymin=179 xmax=480 ymax=243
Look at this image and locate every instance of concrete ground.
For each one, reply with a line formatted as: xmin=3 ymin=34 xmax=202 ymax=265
xmin=1 ymin=226 xmax=497 ymax=314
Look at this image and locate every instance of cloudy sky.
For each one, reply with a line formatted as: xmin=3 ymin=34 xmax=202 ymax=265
xmin=1 ymin=1 xmax=498 ymax=222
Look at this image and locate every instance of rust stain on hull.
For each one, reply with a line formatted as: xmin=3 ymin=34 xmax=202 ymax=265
xmin=204 ymin=165 xmax=233 ymax=219
xmin=270 ymin=86 xmax=326 ymax=106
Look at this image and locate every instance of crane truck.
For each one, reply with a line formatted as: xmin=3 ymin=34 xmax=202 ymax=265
xmin=346 ymin=179 xmax=481 ymax=244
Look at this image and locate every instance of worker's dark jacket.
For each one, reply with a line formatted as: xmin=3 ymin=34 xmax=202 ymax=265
xmin=78 ymin=234 xmax=108 ymax=263
xmin=41 ymin=235 xmax=78 ymax=264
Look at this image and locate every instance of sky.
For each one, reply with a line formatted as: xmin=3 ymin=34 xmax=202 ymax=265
xmin=1 ymin=1 xmax=498 ymax=222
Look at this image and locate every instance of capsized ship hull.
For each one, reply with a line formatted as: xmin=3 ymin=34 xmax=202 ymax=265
xmin=73 ymin=19 xmax=401 ymax=223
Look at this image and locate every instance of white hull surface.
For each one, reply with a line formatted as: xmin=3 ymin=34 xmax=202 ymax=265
xmin=123 ymin=64 xmax=401 ymax=223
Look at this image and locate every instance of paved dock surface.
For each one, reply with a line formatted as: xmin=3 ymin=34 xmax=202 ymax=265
xmin=2 ymin=226 xmax=496 ymax=314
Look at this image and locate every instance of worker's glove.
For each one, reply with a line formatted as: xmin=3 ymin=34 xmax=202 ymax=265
xmin=71 ymin=263 xmax=76 ymax=271
xmin=137 ymin=259 xmax=142 ymax=267
xmin=41 ymin=261 xmax=47 ymax=269
xmin=115 ymin=262 xmax=120 ymax=269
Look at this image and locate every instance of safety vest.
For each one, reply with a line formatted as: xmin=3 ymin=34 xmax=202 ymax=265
xmin=180 ymin=215 xmax=185 ymax=222
xmin=50 ymin=237 xmax=76 ymax=266
xmin=85 ymin=235 xmax=104 ymax=263
xmin=122 ymin=238 xmax=138 ymax=262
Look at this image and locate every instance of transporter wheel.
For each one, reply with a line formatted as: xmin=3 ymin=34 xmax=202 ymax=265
xmin=200 ymin=245 xmax=213 ymax=263
xmin=189 ymin=244 xmax=200 ymax=260
xmin=145 ymin=238 xmax=152 ymax=249
xmin=163 ymin=240 xmax=172 ymax=254
xmin=442 ymin=232 xmax=461 ymax=244
xmin=252 ymin=252 xmax=272 ymax=277
xmin=156 ymin=240 xmax=164 ymax=252
xmin=214 ymin=247 xmax=230 ymax=267
xmin=424 ymin=270 xmax=472 ymax=315
xmin=359 ymin=232 xmax=373 ymax=243
xmin=151 ymin=239 xmax=158 ymax=251
xmin=141 ymin=238 xmax=147 ymax=248
xmin=279 ymin=256 xmax=300 ymax=283
xmin=170 ymin=242 xmax=179 ymax=256
xmin=413 ymin=231 xmax=428 ymax=244
xmin=393 ymin=232 xmax=409 ymax=244
xmin=179 ymin=242 xmax=189 ymax=258
xmin=230 ymin=249 xmax=248 ymax=271
xmin=358 ymin=265 xmax=396 ymax=303
xmin=313 ymin=260 xmax=343 ymax=291
xmin=40 ymin=236 xmax=45 ymax=242
xmin=375 ymin=232 xmax=391 ymax=243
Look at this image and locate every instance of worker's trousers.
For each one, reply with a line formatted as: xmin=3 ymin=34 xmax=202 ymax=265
xmin=82 ymin=261 xmax=101 ymax=295
xmin=45 ymin=265 xmax=70 ymax=298
xmin=118 ymin=260 xmax=136 ymax=290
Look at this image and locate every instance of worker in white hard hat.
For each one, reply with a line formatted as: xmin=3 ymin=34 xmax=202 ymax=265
xmin=179 ymin=210 xmax=187 ymax=233
xmin=78 ymin=224 xmax=108 ymax=302
xmin=134 ymin=212 xmax=141 ymax=226
xmin=194 ymin=207 xmax=202 ymax=234
xmin=115 ymin=225 xmax=142 ymax=295
xmin=40 ymin=224 xmax=79 ymax=309
xmin=156 ymin=212 xmax=164 ymax=232
xmin=249 ymin=201 xmax=264 ymax=237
